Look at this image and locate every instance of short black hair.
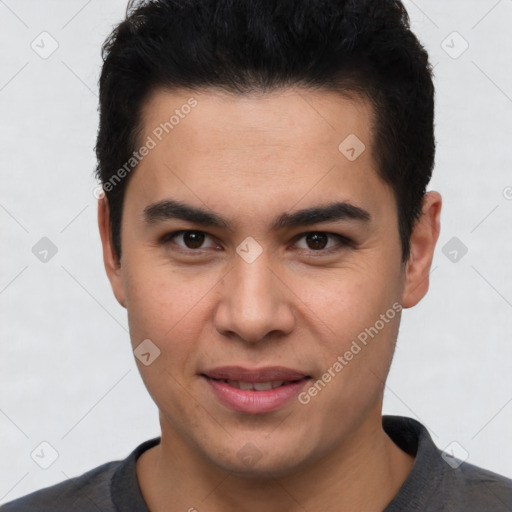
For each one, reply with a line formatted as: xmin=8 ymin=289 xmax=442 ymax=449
xmin=95 ymin=0 xmax=435 ymax=263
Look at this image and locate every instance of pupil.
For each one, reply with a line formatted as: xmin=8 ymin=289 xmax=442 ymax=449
xmin=184 ymin=231 xmax=204 ymax=249
xmin=306 ymin=232 xmax=327 ymax=250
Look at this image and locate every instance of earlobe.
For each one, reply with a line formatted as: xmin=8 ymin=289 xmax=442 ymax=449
xmin=401 ymin=191 xmax=442 ymax=309
xmin=97 ymin=194 xmax=127 ymax=308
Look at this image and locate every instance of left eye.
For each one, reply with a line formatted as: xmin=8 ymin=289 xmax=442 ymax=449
xmin=293 ymin=232 xmax=349 ymax=252
xmin=161 ymin=230 xmax=350 ymax=254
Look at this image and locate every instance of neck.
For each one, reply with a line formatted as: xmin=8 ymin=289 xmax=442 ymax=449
xmin=136 ymin=409 xmax=414 ymax=512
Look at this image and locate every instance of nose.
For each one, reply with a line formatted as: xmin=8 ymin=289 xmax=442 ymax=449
xmin=213 ymin=251 xmax=296 ymax=344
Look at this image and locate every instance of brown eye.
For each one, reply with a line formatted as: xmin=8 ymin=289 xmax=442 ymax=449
xmin=161 ymin=230 xmax=217 ymax=251
xmin=294 ymin=232 xmax=350 ymax=253
xmin=160 ymin=230 xmax=351 ymax=256
xmin=304 ymin=232 xmax=329 ymax=250
xmin=181 ymin=231 xmax=206 ymax=249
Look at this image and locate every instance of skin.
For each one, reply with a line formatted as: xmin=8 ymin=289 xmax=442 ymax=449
xmin=98 ymin=86 xmax=441 ymax=511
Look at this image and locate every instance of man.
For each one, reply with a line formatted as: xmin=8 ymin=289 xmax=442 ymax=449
xmin=3 ymin=0 xmax=511 ymax=510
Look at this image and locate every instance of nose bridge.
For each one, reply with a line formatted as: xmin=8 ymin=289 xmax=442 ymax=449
xmin=234 ymin=250 xmax=276 ymax=307
xmin=214 ymin=247 xmax=295 ymax=343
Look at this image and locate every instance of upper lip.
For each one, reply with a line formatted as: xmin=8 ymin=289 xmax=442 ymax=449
xmin=201 ymin=366 xmax=310 ymax=382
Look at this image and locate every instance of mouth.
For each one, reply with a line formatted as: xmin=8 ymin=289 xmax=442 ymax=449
xmin=200 ymin=366 xmax=312 ymax=413
xmin=205 ymin=378 xmax=300 ymax=391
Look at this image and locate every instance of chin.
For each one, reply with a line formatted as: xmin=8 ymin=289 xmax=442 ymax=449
xmin=216 ymin=456 xmax=306 ymax=480
xmin=202 ymin=438 xmax=317 ymax=479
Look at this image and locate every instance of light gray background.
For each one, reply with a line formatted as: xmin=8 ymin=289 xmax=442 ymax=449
xmin=1 ymin=0 xmax=511 ymax=504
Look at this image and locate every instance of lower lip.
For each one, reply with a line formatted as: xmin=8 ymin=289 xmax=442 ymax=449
xmin=203 ymin=376 xmax=310 ymax=414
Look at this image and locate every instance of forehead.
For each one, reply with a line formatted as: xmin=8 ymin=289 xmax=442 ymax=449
xmin=126 ymin=86 xmax=394 ymax=229
xmin=140 ymin=86 xmax=375 ymax=155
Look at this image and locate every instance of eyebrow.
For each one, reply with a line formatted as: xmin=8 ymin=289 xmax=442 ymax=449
xmin=143 ymin=199 xmax=371 ymax=231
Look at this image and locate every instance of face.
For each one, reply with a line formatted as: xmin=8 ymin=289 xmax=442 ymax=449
xmin=99 ymin=86 xmax=439 ymax=477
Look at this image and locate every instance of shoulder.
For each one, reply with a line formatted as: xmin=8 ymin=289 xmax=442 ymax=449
xmin=0 ymin=460 xmax=120 ymax=512
xmin=435 ymin=456 xmax=512 ymax=511
xmin=383 ymin=415 xmax=512 ymax=511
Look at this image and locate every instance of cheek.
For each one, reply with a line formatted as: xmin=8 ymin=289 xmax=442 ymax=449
xmin=122 ymin=256 xmax=221 ymax=365
xmin=303 ymin=264 xmax=400 ymax=341
xmin=299 ymin=261 xmax=403 ymax=403
xmin=122 ymin=256 xmax=191 ymax=333
xmin=122 ymin=264 xmax=202 ymax=405
xmin=302 ymin=275 xmax=401 ymax=413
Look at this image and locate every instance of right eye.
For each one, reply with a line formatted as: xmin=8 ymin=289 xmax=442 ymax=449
xmin=159 ymin=230 xmax=219 ymax=253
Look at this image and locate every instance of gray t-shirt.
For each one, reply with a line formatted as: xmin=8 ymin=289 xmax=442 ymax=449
xmin=2 ymin=415 xmax=511 ymax=511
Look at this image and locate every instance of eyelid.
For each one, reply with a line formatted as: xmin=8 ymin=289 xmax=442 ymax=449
xmin=291 ymin=231 xmax=353 ymax=250
xmin=160 ymin=230 xmax=353 ymax=254
xmin=159 ymin=230 xmax=219 ymax=250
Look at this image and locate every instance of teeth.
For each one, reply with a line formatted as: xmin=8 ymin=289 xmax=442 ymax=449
xmin=224 ymin=380 xmax=286 ymax=391
xmin=253 ymin=382 xmax=273 ymax=391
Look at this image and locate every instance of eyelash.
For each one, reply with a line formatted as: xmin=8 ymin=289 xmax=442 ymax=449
xmin=159 ymin=230 xmax=353 ymax=256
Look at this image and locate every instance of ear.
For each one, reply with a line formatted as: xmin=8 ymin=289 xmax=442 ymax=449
xmin=401 ymin=191 xmax=442 ymax=309
xmin=97 ymin=194 xmax=126 ymax=308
